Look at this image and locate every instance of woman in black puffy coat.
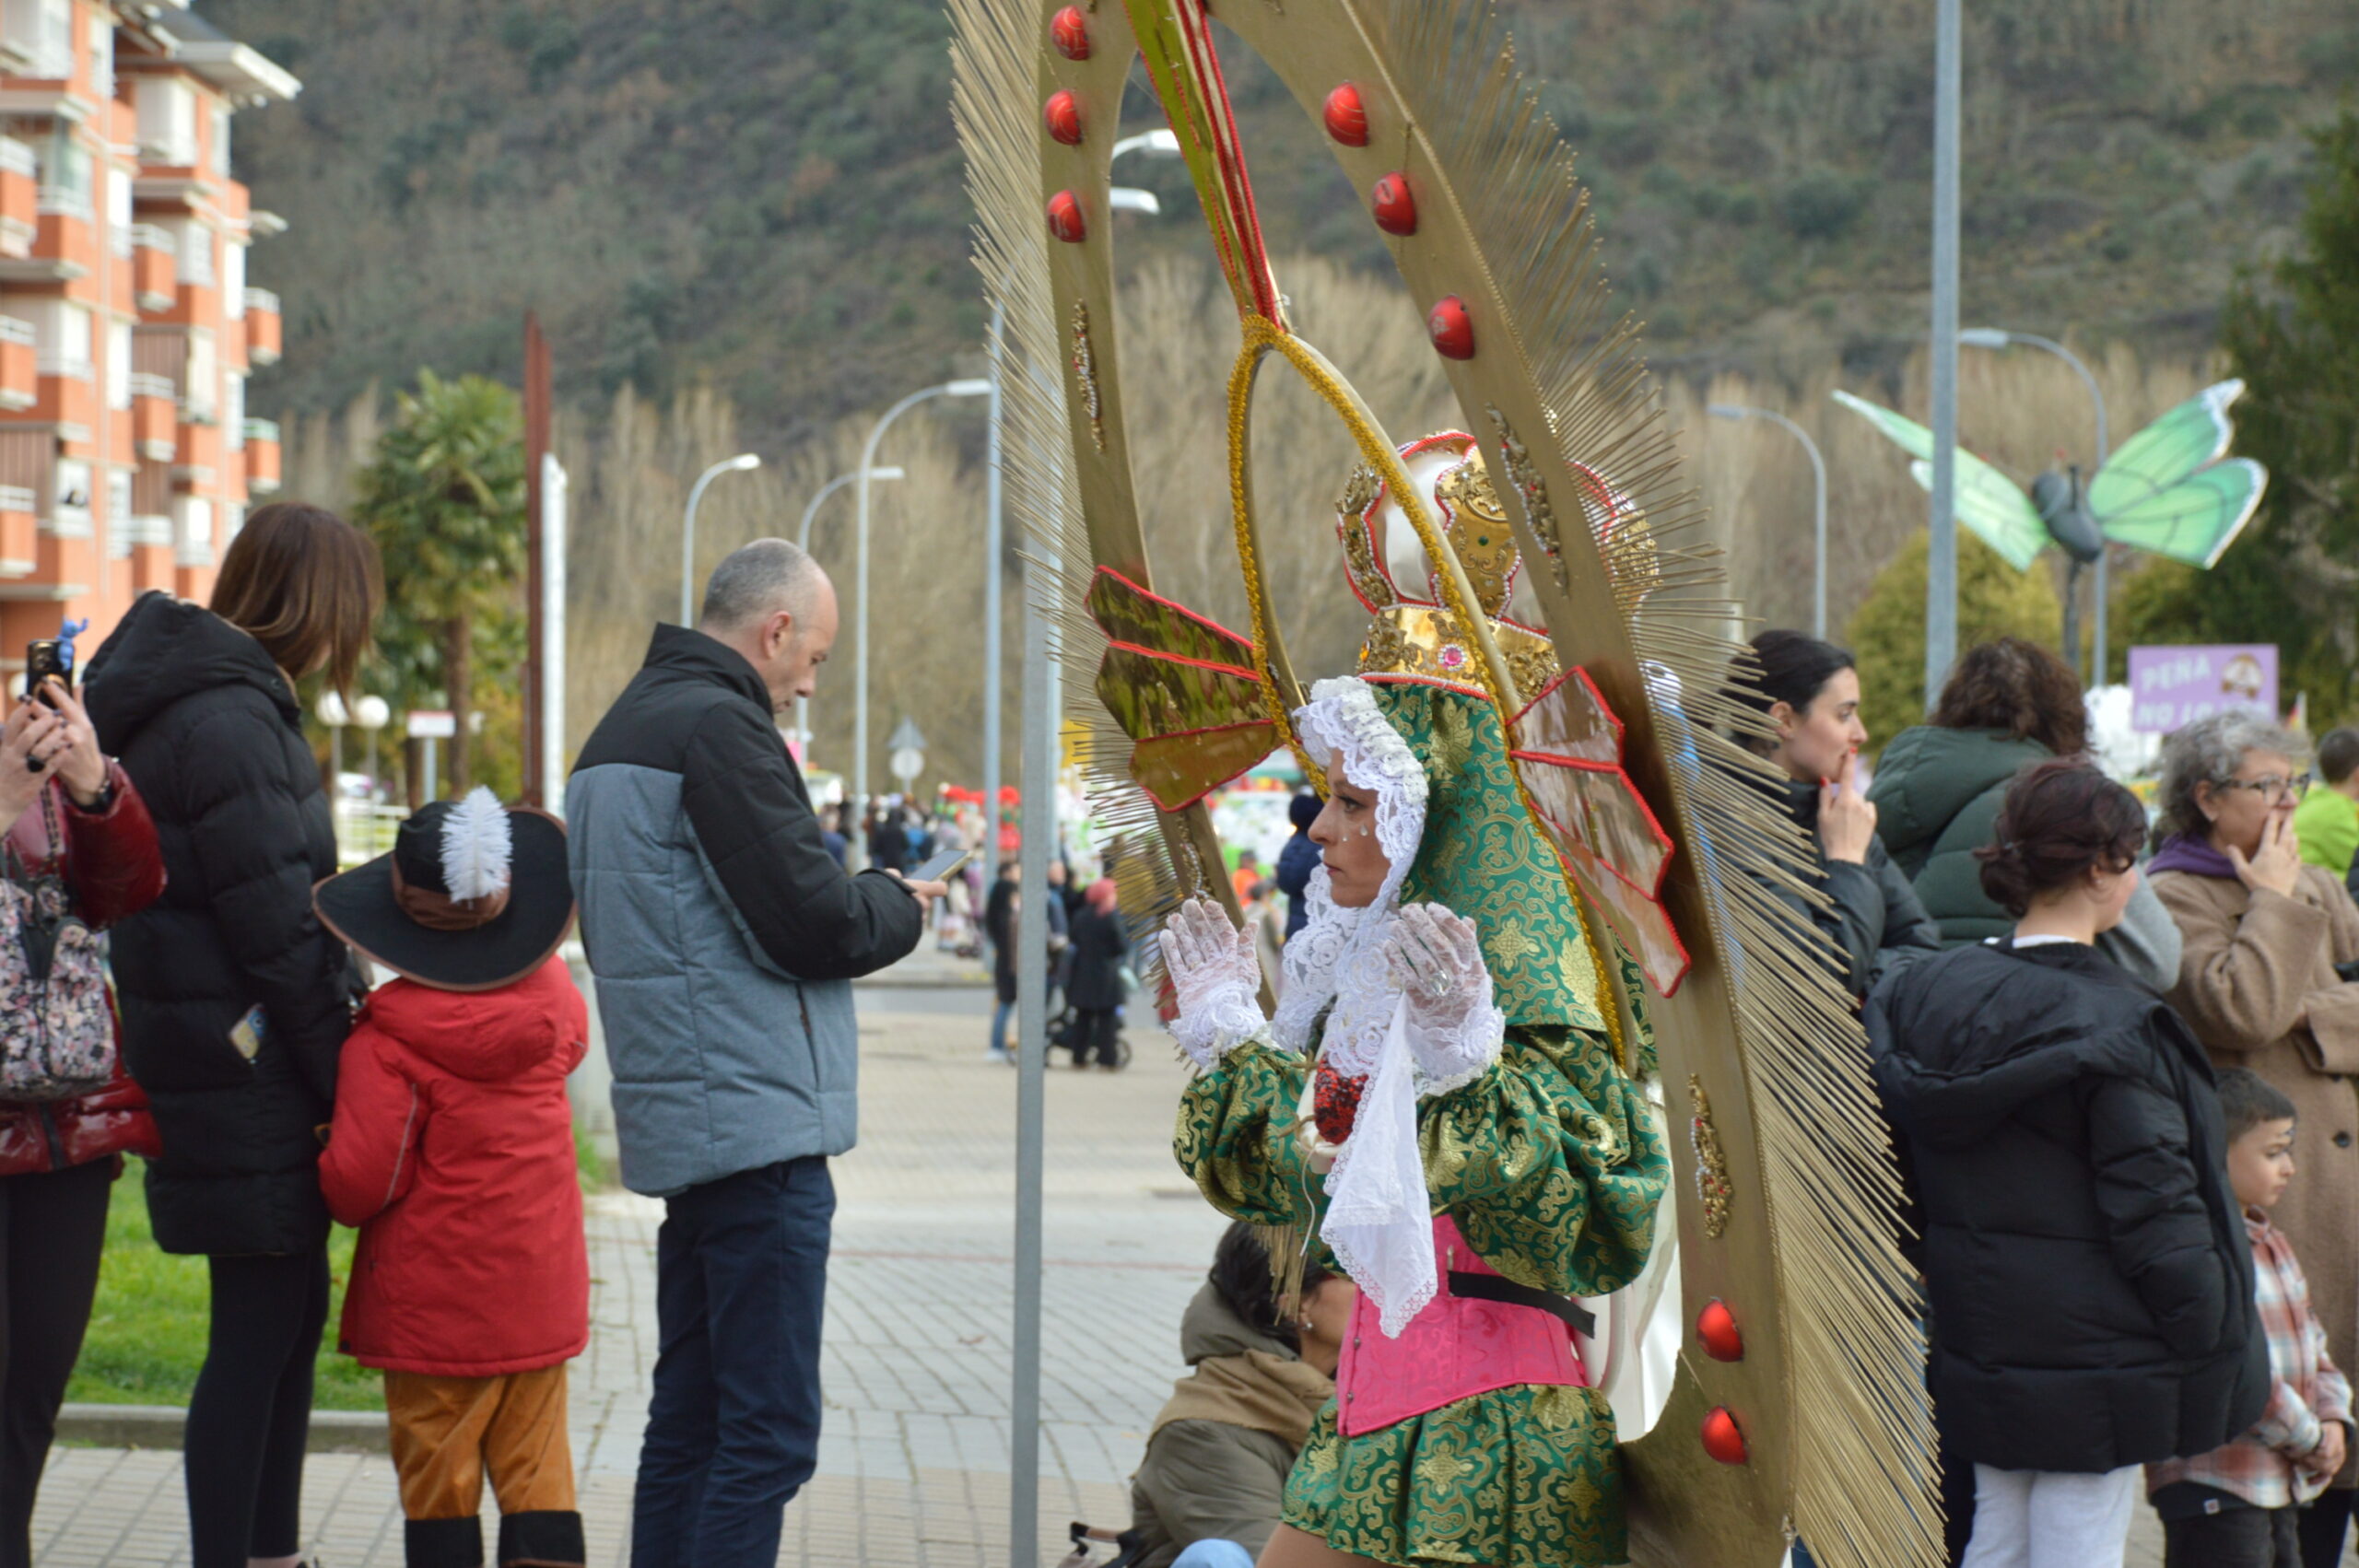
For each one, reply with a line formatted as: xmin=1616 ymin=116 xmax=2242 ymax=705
xmin=85 ymin=502 xmax=381 ymax=1568
xmin=1869 ymin=759 xmax=2266 ymax=1567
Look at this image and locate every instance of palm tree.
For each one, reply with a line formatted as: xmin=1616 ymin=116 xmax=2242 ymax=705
xmin=351 ymin=371 xmax=526 ymax=799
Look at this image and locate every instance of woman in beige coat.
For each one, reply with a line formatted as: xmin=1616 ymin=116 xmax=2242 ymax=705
xmin=2152 ymin=709 xmax=2359 ymax=1567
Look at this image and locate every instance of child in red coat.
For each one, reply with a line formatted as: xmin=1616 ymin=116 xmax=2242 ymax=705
xmin=316 ymin=789 xmax=588 ymax=1568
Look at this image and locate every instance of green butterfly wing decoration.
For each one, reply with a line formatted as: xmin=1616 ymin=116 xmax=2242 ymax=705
xmin=1832 ymin=379 xmax=2268 ymax=573
xmin=1830 ymin=391 xmax=2048 ymax=568
xmin=2084 ymin=380 xmax=2267 ymax=568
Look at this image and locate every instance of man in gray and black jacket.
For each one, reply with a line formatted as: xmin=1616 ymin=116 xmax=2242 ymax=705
xmin=568 ymin=538 xmax=940 ymax=1568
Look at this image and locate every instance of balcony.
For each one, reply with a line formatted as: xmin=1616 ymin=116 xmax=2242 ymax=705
xmin=0 ymin=317 xmax=32 ymax=413
xmin=31 ymin=356 xmax=91 ymax=432
xmin=0 ymin=143 xmax=32 ymax=262
xmin=130 ymin=225 xmax=175 ymax=312
xmin=243 ymin=418 xmax=279 ymax=495
xmin=18 ymin=194 xmax=92 ymax=284
xmin=244 ymin=287 xmax=280 ymax=365
xmin=130 ymin=372 xmax=175 ymax=460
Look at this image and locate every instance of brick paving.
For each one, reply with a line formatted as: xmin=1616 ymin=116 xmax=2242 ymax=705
xmin=26 ymin=947 xmax=2327 ymax=1566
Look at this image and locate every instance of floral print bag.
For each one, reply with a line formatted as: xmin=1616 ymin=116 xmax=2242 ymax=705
xmin=0 ymin=790 xmax=113 ymax=1099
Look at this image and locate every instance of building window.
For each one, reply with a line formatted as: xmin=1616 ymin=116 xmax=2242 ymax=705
xmin=172 ymin=218 xmax=214 ymax=287
xmin=223 ymin=371 xmax=244 ymax=448
xmin=52 ymin=456 xmax=90 ymax=536
xmin=222 ymin=240 xmax=246 ymax=318
xmin=209 ymin=103 xmax=229 ymax=177
xmin=105 ymin=466 xmax=129 ymax=526
xmin=105 ymin=164 xmax=129 ymax=256
xmin=34 ymin=299 xmax=91 ymax=380
xmin=37 ymin=123 xmax=89 ymax=216
xmin=176 ymin=496 xmax=211 ymax=564
xmin=4 ymin=0 xmax=73 ymax=80
xmin=88 ymin=12 xmax=110 ymax=99
xmin=106 ymin=320 xmax=129 ymax=409
xmin=135 ymin=76 xmax=196 ymax=167
xmin=183 ymin=328 xmax=216 ymax=419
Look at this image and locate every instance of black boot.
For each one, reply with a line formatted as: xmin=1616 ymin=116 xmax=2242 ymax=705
xmin=498 ymin=1510 xmax=586 ymax=1567
xmin=405 ymin=1515 xmax=486 ymax=1568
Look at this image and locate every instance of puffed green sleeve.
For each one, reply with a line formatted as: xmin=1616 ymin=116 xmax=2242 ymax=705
xmin=1418 ymin=1024 xmax=1669 ymax=1297
xmin=1174 ymin=1039 xmax=1318 ymax=1227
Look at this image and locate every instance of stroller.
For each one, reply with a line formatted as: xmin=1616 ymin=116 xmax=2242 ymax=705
xmin=1057 ymin=1522 xmax=1144 ymax=1568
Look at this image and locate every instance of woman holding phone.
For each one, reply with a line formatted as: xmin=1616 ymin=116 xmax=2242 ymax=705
xmin=0 ymin=670 xmax=165 ymax=1568
xmin=86 ymin=502 xmax=381 ymax=1568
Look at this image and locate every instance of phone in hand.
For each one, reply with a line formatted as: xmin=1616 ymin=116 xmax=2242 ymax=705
xmin=908 ymin=847 xmax=973 ymax=884
xmin=24 ymin=639 xmax=68 ymax=708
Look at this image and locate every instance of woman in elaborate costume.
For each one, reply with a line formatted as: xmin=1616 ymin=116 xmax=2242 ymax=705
xmin=1156 ymin=571 xmax=1670 ymax=1564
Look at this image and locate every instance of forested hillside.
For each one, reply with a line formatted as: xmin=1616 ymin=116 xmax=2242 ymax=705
xmin=213 ymin=0 xmax=2353 ymax=442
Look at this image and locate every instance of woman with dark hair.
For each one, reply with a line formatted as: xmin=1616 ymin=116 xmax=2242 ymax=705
xmin=1731 ymin=629 xmax=1939 ymax=1001
xmin=0 ymin=671 xmax=165 ymax=1568
xmin=1868 ymin=637 xmax=2181 ymax=989
xmin=1871 ymin=759 xmax=2266 ymax=1568
xmin=85 ymin=501 xmax=383 ymax=1568
xmin=1125 ymin=1223 xmax=1356 ymax=1568
xmin=1064 ymin=877 xmax=1131 ymax=1070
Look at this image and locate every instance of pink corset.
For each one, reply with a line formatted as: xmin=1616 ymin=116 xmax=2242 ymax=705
xmin=1333 ymin=1214 xmax=1587 ymax=1437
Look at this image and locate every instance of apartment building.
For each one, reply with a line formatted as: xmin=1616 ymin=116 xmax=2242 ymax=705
xmin=0 ymin=0 xmax=292 ymax=668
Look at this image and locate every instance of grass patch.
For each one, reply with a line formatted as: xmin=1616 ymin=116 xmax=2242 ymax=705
xmin=66 ymin=1163 xmax=383 ymax=1411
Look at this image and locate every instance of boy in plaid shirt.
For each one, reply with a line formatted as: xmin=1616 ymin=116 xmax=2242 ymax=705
xmin=2149 ymin=1069 xmax=2353 ymax=1565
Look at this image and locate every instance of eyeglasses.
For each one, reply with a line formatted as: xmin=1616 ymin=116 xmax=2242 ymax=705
xmin=2219 ymin=772 xmax=2313 ymax=804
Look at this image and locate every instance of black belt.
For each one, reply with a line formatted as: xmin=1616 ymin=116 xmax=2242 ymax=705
xmin=1447 ymin=1270 xmax=1596 ymax=1337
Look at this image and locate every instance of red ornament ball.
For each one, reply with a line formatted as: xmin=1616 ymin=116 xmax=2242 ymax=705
xmin=1050 ymin=6 xmax=1091 ymax=60
xmin=1323 ymin=83 xmax=1369 ymax=146
xmin=1371 ymin=172 xmax=1417 ymax=236
xmin=1697 ymin=1298 xmax=1744 ymax=1363
xmin=1427 ymin=295 xmax=1474 ymax=359
xmin=1043 ymin=90 xmax=1084 ymax=146
xmin=1313 ymin=1062 xmax=1368 ymax=1146
xmin=1047 ymin=190 xmax=1086 ymax=244
xmin=1700 ymin=1407 xmax=1749 ymax=1465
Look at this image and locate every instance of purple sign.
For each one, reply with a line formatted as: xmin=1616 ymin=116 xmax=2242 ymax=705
xmin=2128 ymin=644 xmax=2279 ymax=734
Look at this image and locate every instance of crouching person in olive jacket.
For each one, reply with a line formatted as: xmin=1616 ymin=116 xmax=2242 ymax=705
xmin=1871 ymin=760 xmax=2266 ymax=1568
xmin=568 ymin=540 xmax=940 ymax=1568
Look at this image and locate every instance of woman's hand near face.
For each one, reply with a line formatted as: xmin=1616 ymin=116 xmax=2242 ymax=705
xmin=39 ymin=682 xmax=107 ymax=807
xmin=0 ymin=699 xmax=64 ymax=831
xmin=2229 ymin=812 xmax=2304 ymax=899
xmin=1818 ymin=752 xmax=1878 ymax=865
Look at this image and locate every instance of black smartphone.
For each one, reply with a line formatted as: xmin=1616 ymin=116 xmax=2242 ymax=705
xmin=24 ymin=639 xmax=68 ymax=708
xmin=909 ymin=847 xmax=973 ymax=884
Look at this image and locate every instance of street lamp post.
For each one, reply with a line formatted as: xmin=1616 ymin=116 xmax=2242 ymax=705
xmin=679 ymin=452 xmax=763 ymax=626
xmin=1926 ymin=0 xmax=1964 ymax=705
xmin=792 ymin=465 xmax=904 ymax=760
xmin=1959 ymin=326 xmax=2112 ymax=683
xmin=851 ymin=381 xmax=992 ymax=866
xmin=1707 ymin=404 xmax=1829 ymax=638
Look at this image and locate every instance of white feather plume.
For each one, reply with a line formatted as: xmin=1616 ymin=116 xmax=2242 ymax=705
xmin=439 ymin=786 xmax=513 ymax=903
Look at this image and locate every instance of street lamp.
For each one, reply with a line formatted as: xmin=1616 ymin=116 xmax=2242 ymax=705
xmin=679 ymin=452 xmax=763 ymax=626
xmin=792 ymin=465 xmax=904 ymax=759
xmin=852 ymin=380 xmax=992 ymax=863
xmin=1708 ymin=404 xmax=1829 ymax=638
xmin=1960 ymin=326 xmax=2112 ymax=683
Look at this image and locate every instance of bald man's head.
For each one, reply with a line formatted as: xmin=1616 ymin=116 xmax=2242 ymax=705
xmin=698 ymin=538 xmax=839 ymax=713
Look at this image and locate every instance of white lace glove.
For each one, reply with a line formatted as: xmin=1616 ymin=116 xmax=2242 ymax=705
xmin=1383 ymin=902 xmax=1506 ymax=1097
xmin=1161 ymin=896 xmax=1270 ymax=1068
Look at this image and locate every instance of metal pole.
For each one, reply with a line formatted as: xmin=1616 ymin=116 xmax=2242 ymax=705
xmin=983 ymin=301 xmax=1006 ymax=899
xmin=542 ymin=452 xmax=569 ymax=816
xmin=681 ymin=468 xmax=719 ymax=628
xmin=1707 ymin=404 xmax=1827 ymax=638
xmin=1926 ymin=0 xmax=1963 ymax=705
xmin=2020 ymin=334 xmax=2110 ymax=682
xmin=1010 ymin=550 xmax=1052 ymax=1568
xmin=796 ymin=470 xmax=861 ymax=756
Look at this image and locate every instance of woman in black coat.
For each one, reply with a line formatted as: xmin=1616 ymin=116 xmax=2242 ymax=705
xmin=85 ymin=503 xmax=381 ymax=1568
xmin=1064 ymin=877 xmax=1130 ymax=1070
xmin=1870 ymin=759 xmax=2267 ymax=1566
xmin=1730 ymin=630 xmax=1941 ymax=1002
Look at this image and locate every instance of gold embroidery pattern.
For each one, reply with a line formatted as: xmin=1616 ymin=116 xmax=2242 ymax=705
xmin=1356 ymin=604 xmax=1557 ymax=690
xmin=1435 ymin=455 xmax=1518 ymax=617
xmin=1687 ymin=1074 xmax=1734 ymax=1239
xmin=1487 ymin=405 xmax=1563 ymax=586
xmin=1071 ymin=301 xmax=1106 ymax=452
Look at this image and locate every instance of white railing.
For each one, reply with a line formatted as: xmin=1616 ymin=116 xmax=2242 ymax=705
xmin=136 ymin=137 xmax=197 ymax=168
xmin=0 ymin=317 xmax=34 ymax=347
xmin=0 ymin=486 xmax=34 ymax=514
xmin=127 ymin=370 xmax=172 ymax=401
xmin=0 ymin=142 xmax=35 ymax=180
xmin=34 ymin=188 xmax=88 ymax=218
xmin=242 ymin=416 xmax=278 ymax=444
xmin=127 ymin=222 xmax=174 ymax=254
xmin=243 ymin=287 xmax=279 ymax=316
xmin=36 ymin=357 xmax=90 ymax=380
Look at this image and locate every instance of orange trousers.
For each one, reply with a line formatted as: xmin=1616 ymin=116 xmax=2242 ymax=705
xmin=384 ymin=1364 xmax=577 ymax=1522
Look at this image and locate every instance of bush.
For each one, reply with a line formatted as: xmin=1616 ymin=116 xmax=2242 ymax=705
xmin=1778 ymin=171 xmax=1872 ymax=240
xmin=1846 ymin=530 xmax=2062 ymax=755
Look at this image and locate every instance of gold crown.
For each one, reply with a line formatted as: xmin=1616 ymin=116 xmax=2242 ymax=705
xmin=1334 ymin=432 xmax=1560 ymax=699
